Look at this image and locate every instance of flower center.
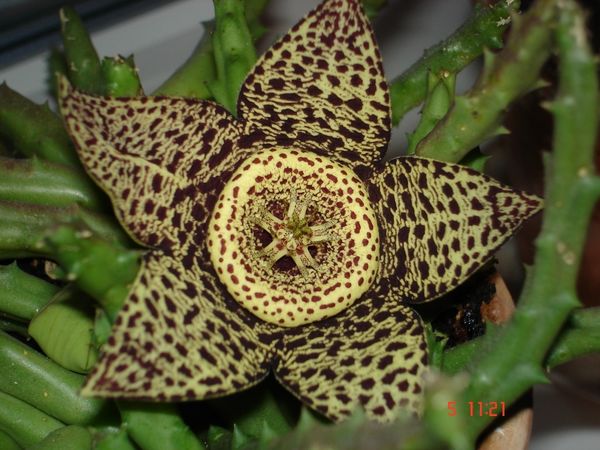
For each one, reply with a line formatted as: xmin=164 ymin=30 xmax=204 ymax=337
xmin=207 ymin=148 xmax=380 ymax=327
xmin=250 ymin=189 xmax=337 ymax=277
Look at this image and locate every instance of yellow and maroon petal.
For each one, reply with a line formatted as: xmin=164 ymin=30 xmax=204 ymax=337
xmin=369 ymin=157 xmax=542 ymax=303
xmin=82 ymin=251 xmax=279 ymax=400
xmin=274 ymin=293 xmax=426 ymax=422
xmin=59 ymin=77 xmax=245 ymax=249
xmin=237 ymin=0 xmax=390 ymax=174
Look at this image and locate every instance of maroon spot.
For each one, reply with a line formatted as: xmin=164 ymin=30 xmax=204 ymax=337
xmin=346 ymin=98 xmax=362 ymax=112
xmin=327 ymin=93 xmax=343 ymax=106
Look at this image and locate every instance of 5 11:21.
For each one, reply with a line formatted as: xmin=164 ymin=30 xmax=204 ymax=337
xmin=447 ymin=401 xmax=506 ymax=417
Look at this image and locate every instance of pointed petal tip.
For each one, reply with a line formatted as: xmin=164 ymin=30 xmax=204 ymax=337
xmin=57 ymin=74 xmax=72 ymax=98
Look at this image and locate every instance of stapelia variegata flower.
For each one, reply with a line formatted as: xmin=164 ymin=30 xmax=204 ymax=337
xmin=59 ymin=0 xmax=541 ymax=422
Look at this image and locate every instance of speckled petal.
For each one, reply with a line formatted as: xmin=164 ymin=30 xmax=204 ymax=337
xmin=369 ymin=156 xmax=542 ymax=303
xmin=59 ymin=77 xmax=245 ymax=249
xmin=82 ymin=251 xmax=278 ymax=400
xmin=274 ymin=292 xmax=426 ymax=422
xmin=237 ymin=0 xmax=390 ymax=174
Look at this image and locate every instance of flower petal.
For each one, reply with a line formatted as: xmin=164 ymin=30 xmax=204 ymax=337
xmin=369 ymin=157 xmax=542 ymax=303
xmin=274 ymin=292 xmax=426 ymax=422
xmin=59 ymin=77 xmax=245 ymax=249
xmin=82 ymin=251 xmax=278 ymax=399
xmin=237 ymin=0 xmax=390 ymax=174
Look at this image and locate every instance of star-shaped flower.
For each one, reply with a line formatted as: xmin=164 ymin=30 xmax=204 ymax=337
xmin=59 ymin=0 xmax=540 ymax=422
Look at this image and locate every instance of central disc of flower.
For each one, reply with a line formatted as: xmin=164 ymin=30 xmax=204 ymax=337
xmin=207 ymin=149 xmax=380 ymax=327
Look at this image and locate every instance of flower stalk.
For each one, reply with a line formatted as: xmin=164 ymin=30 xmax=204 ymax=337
xmin=117 ymin=402 xmax=205 ymax=450
xmin=43 ymin=227 xmax=140 ymax=322
xmin=406 ymin=71 xmax=456 ymax=154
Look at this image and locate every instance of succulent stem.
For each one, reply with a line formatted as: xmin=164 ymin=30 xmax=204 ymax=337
xmin=0 ymin=84 xmax=79 ymax=167
xmin=389 ymin=0 xmax=520 ymax=125
xmin=0 ymin=262 xmax=58 ymax=321
xmin=0 ymin=330 xmax=114 ymax=426
xmin=414 ymin=0 xmax=554 ymax=163
xmin=60 ymin=6 xmax=105 ymax=95
xmin=457 ymin=0 xmax=599 ymax=442
xmin=0 ymin=157 xmax=107 ymax=212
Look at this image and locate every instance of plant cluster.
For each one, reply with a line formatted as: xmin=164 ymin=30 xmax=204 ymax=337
xmin=0 ymin=0 xmax=598 ymax=449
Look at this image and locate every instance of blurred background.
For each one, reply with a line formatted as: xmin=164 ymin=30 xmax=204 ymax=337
xmin=1 ymin=0 xmax=598 ymax=448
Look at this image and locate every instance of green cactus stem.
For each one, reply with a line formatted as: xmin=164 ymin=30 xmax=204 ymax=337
xmin=43 ymin=227 xmax=140 ymax=322
xmin=154 ymin=23 xmax=216 ymax=99
xmin=0 ymin=84 xmax=79 ymax=167
xmin=406 ymin=71 xmax=456 ymax=154
xmin=47 ymin=48 xmax=68 ymax=100
xmin=243 ymin=0 xmax=270 ymax=41
xmin=0 ymin=157 xmax=107 ymax=212
xmin=28 ymin=425 xmax=93 ymax=450
xmin=442 ymin=307 xmax=600 ymax=374
xmin=60 ymin=6 xmax=105 ymax=95
xmin=0 ymin=262 xmax=58 ymax=320
xmin=0 ymin=316 xmax=29 ymax=336
xmin=361 ymin=0 xmax=387 ymax=20
xmin=414 ymin=0 xmax=554 ymax=163
xmin=209 ymin=380 xmax=293 ymax=439
xmin=454 ymin=0 xmax=600 ymax=444
xmin=0 ymin=430 xmax=20 ymax=450
xmin=28 ymin=286 xmax=98 ymax=373
xmin=102 ymin=55 xmax=144 ymax=97
xmin=118 ymin=402 xmax=205 ymax=450
xmin=0 ymin=330 xmax=115 ymax=426
xmin=209 ymin=0 xmax=257 ymax=114
xmin=389 ymin=0 xmax=520 ymax=125
xmin=0 ymin=391 xmax=64 ymax=448
xmin=154 ymin=0 xmax=270 ymax=98
xmin=93 ymin=427 xmax=137 ymax=450
xmin=0 ymin=202 xmax=130 ymax=259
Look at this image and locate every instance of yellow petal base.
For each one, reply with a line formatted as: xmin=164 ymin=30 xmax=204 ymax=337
xmin=208 ymin=148 xmax=380 ymax=326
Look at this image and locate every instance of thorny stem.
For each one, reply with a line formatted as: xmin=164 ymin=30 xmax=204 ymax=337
xmin=0 ymin=156 xmax=108 ymax=212
xmin=60 ymin=6 xmax=105 ymax=94
xmin=414 ymin=0 xmax=554 ymax=163
xmin=101 ymin=55 xmax=144 ymax=97
xmin=0 ymin=201 xmax=130 ymax=258
xmin=389 ymin=0 xmax=520 ymax=125
xmin=155 ymin=0 xmax=270 ymax=99
xmin=442 ymin=307 xmax=600 ymax=374
xmin=456 ymin=0 xmax=600 ymax=444
xmin=0 ymin=84 xmax=79 ymax=167
xmin=209 ymin=0 xmax=258 ymax=114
